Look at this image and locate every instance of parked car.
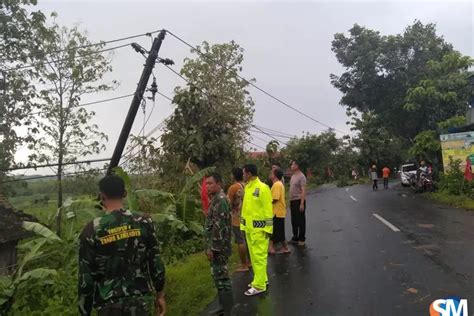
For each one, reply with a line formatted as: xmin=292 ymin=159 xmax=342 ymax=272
xmin=400 ymin=163 xmax=417 ymax=186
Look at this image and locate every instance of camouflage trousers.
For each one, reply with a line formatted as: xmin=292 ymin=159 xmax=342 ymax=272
xmin=97 ymin=297 xmax=150 ymax=316
xmin=211 ymin=254 xmax=232 ymax=291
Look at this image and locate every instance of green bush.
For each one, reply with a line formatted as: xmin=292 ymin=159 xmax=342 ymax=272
xmin=438 ymin=158 xmax=471 ymax=195
xmin=12 ymin=270 xmax=78 ymax=316
xmin=336 ymin=176 xmax=350 ymax=187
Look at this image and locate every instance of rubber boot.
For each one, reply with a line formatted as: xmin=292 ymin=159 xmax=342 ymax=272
xmin=219 ymin=289 xmax=234 ymax=316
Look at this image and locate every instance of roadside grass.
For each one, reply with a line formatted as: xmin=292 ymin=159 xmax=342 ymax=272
xmin=165 ymin=246 xmax=239 ymax=316
xmin=10 ymin=195 xmax=240 ymax=315
xmin=426 ymin=191 xmax=474 ymax=211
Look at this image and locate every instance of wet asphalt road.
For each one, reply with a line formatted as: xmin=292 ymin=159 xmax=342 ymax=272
xmin=202 ymin=182 xmax=474 ymax=316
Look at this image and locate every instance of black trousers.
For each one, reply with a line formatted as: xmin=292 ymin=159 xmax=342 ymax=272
xmin=372 ymin=179 xmax=378 ymax=190
xmin=290 ymin=199 xmax=306 ymax=242
xmin=383 ymin=177 xmax=389 ymax=188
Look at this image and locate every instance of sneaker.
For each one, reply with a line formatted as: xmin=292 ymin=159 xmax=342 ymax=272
xmin=288 ymin=239 xmax=298 ymax=245
xmin=244 ymin=287 xmax=266 ymax=296
xmin=297 ymin=241 xmax=306 ymax=247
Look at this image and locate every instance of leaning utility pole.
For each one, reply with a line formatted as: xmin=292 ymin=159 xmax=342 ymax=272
xmin=107 ymin=30 xmax=166 ymax=175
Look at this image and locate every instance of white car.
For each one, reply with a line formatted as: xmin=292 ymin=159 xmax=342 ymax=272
xmin=400 ymin=163 xmax=417 ymax=186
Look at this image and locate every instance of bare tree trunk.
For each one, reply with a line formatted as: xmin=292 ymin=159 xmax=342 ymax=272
xmin=55 ymin=125 xmax=64 ymax=235
xmin=56 ymin=82 xmax=64 ymax=235
xmin=56 ymin=156 xmax=63 ymax=235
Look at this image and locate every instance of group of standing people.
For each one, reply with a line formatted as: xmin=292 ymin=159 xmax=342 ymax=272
xmin=204 ymin=161 xmax=307 ymax=314
xmin=77 ymin=160 xmax=307 ymax=316
xmin=369 ymin=165 xmax=391 ymax=191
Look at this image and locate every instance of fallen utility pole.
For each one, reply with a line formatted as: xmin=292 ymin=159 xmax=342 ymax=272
xmin=106 ymin=30 xmax=166 ymax=175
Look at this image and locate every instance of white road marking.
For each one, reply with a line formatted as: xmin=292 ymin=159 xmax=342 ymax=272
xmin=373 ymin=213 xmax=400 ymax=232
xmin=350 ymin=195 xmax=358 ymax=202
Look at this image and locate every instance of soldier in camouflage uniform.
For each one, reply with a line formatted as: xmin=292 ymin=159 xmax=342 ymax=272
xmin=78 ymin=175 xmax=166 ymax=316
xmin=205 ymin=173 xmax=234 ymax=316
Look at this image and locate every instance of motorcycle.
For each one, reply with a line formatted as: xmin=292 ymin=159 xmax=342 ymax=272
xmin=409 ymin=170 xmax=434 ymax=193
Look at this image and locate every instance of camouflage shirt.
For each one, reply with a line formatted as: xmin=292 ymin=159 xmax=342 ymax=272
xmin=204 ymin=190 xmax=232 ymax=257
xmin=78 ymin=209 xmax=165 ymax=316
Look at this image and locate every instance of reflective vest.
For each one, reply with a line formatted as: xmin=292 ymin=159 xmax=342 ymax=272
xmin=240 ymin=177 xmax=273 ymax=235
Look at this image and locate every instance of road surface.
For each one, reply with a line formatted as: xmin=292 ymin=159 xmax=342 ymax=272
xmin=202 ymin=182 xmax=474 ymax=315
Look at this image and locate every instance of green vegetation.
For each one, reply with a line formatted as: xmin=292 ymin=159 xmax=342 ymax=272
xmin=425 ymin=158 xmax=474 ymax=211
xmin=2 ymin=2 xmax=474 ymax=314
xmin=166 ymin=248 xmax=238 ymax=316
xmin=1 ymin=221 xmax=239 ymax=315
xmin=2 ymin=167 xmax=238 ymax=315
xmin=427 ymin=192 xmax=474 ymax=211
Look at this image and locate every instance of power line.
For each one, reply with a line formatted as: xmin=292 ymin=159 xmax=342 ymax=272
xmin=118 ymin=94 xmax=174 ymax=167
xmin=1 ymin=29 xmax=163 ymax=63
xmin=251 ymin=124 xmax=288 ymax=146
xmin=4 ymin=43 xmax=132 ymax=73
xmin=2 ymin=158 xmax=111 ymax=172
xmin=250 ymin=132 xmax=270 ymax=145
xmin=119 ymin=116 xmax=170 ymax=168
xmin=250 ymin=129 xmax=293 ymax=140
xmin=157 ymin=91 xmax=173 ymax=102
xmin=30 ymin=93 xmax=135 ymax=116
xmin=165 ymin=29 xmax=349 ymax=135
xmin=253 ymin=124 xmax=296 ymax=138
xmin=129 ymin=87 xmax=286 ymax=158
xmin=29 ymin=90 xmax=170 ymax=117
xmin=248 ymin=141 xmax=266 ymax=151
xmin=160 ymin=63 xmax=190 ymax=86
xmin=119 ymin=133 xmax=165 ymax=169
xmin=119 ymin=94 xmax=174 ymax=163
xmin=1 ymin=167 xmax=108 ymax=184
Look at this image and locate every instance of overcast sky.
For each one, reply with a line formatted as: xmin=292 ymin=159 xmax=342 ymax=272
xmin=14 ymin=0 xmax=473 ymax=174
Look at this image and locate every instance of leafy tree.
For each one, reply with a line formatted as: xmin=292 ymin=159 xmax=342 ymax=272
xmin=332 ymin=142 xmax=359 ymax=180
xmin=0 ymin=0 xmax=48 ymax=193
xmin=404 ymin=52 xmax=473 ymax=130
xmin=437 ymin=115 xmax=466 ymax=133
xmin=161 ymin=41 xmax=254 ymax=170
xmin=283 ymin=131 xmax=340 ymax=179
xmin=349 ymin=112 xmax=407 ymax=171
xmin=331 ymin=21 xmax=462 ymax=142
xmin=408 ymin=115 xmax=467 ymax=174
xmin=28 ymin=21 xmax=115 ymax=234
xmin=408 ymin=130 xmax=440 ymax=162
